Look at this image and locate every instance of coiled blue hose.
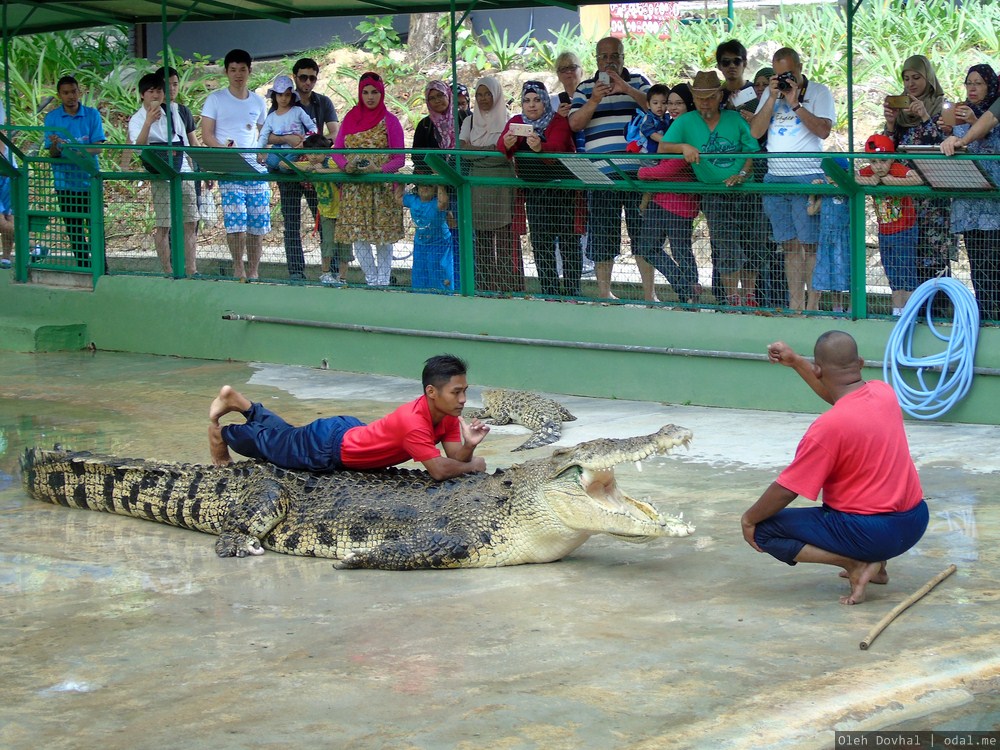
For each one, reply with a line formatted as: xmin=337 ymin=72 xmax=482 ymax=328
xmin=883 ymin=277 xmax=980 ymax=420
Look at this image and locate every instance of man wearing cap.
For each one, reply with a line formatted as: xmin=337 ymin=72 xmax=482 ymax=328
xmin=751 ymin=47 xmax=836 ymax=313
xmin=660 ymin=71 xmax=759 ymax=307
xmin=569 ymin=36 xmax=651 ymax=299
xmin=201 ymin=48 xmax=270 ymax=282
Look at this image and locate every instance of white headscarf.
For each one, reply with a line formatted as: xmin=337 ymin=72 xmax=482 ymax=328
xmin=465 ymin=76 xmax=511 ymax=147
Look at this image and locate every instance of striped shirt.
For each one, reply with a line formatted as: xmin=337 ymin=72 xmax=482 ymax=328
xmin=571 ymin=68 xmax=650 ymax=171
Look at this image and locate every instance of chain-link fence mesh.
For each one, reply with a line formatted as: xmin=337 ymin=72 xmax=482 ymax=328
xmin=6 ymin=141 xmax=999 ymax=324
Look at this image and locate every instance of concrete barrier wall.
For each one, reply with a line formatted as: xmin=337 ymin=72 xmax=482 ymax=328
xmin=2 ymin=272 xmax=997 ymax=423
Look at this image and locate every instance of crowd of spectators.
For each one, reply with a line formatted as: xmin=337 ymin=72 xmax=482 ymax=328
xmin=15 ymin=39 xmax=999 ymax=321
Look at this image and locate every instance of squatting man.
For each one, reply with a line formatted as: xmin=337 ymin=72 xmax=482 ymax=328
xmin=208 ymin=354 xmax=490 ymax=480
xmin=741 ymin=331 xmax=928 ymax=605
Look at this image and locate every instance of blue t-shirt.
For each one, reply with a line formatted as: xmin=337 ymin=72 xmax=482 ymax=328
xmin=44 ymin=104 xmax=106 ymax=192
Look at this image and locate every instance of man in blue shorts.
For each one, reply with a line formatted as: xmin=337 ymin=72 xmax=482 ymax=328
xmin=201 ymin=49 xmax=270 ymax=281
xmin=208 ymin=354 xmax=491 ymax=481
xmin=741 ymin=331 xmax=928 ymax=605
xmin=751 ymin=48 xmax=836 ymax=313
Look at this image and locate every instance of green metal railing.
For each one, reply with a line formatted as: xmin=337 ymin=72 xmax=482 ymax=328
xmin=1 ymin=132 xmax=996 ymax=322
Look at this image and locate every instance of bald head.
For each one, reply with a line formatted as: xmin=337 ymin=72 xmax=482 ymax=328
xmin=814 ymin=330 xmax=862 ymax=377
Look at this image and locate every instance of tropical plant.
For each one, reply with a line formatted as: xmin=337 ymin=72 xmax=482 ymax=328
xmin=440 ymin=15 xmax=488 ymax=70
xmin=357 ymin=16 xmax=402 ymax=58
xmin=480 ymin=20 xmax=533 ymax=71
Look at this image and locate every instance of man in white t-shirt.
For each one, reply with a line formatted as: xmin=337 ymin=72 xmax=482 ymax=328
xmin=751 ymin=47 xmax=836 ymax=313
xmin=201 ymin=48 xmax=270 ymax=281
xmin=127 ymin=73 xmax=199 ymax=276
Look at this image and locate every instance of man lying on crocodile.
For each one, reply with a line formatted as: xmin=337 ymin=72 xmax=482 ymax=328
xmin=208 ymin=353 xmax=491 ymax=480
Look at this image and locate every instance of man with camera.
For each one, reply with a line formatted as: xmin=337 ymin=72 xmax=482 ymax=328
xmin=751 ymin=47 xmax=836 ymax=313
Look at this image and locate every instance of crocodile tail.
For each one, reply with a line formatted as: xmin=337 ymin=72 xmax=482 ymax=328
xmin=21 ymin=447 xmax=234 ymax=533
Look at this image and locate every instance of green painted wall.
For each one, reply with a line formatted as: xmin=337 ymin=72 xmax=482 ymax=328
xmin=1 ymin=271 xmax=997 ymax=423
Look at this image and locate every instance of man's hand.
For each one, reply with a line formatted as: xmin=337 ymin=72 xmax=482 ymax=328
xmin=460 ymin=417 xmax=491 ymax=448
xmin=767 ymin=340 xmax=798 ymax=366
xmin=741 ymin=514 xmax=762 ymax=552
xmin=680 ymin=143 xmax=700 ymax=164
xmin=591 ymin=80 xmax=612 ymax=104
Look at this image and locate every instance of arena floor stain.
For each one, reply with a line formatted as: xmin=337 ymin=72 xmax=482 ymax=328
xmin=0 ymin=351 xmax=997 ymax=749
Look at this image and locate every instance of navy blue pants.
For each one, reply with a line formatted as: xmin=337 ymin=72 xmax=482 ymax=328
xmin=221 ymin=402 xmax=364 ymax=472
xmin=754 ymin=500 xmax=929 ymax=566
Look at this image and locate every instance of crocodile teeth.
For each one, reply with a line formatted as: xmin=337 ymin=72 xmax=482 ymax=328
xmin=634 ymin=461 xmax=643 ymax=472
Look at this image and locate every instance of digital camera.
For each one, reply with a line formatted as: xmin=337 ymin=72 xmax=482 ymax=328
xmin=776 ymin=72 xmax=796 ymax=92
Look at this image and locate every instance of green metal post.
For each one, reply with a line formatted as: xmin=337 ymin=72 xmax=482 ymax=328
xmin=848 ymin=173 xmax=867 ymax=319
xmin=161 ymin=3 xmax=184 ymax=278
xmin=90 ymin=177 xmax=106 ymax=281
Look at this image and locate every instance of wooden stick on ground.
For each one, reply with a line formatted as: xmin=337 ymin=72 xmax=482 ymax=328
xmin=860 ymin=564 xmax=958 ymax=650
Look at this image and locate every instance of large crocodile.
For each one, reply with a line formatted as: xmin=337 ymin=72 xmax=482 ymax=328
xmin=21 ymin=425 xmax=694 ymax=569
xmin=465 ymin=388 xmax=578 ymax=451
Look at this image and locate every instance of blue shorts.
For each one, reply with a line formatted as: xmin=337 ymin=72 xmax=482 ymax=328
xmin=763 ymin=173 xmax=823 ymax=245
xmin=222 ymin=402 xmax=364 ymax=472
xmin=220 ymin=180 xmax=271 ymax=235
xmin=880 ymin=225 xmax=919 ymax=292
xmin=0 ymin=177 xmax=11 ymax=215
xmin=754 ymin=500 xmax=929 ymax=565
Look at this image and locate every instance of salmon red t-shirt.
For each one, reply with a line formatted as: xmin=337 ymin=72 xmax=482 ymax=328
xmin=340 ymin=396 xmax=460 ymax=470
xmin=776 ymin=381 xmax=923 ymax=514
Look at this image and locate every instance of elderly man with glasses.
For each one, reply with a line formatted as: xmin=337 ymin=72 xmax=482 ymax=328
xmin=568 ymin=36 xmax=651 ymax=299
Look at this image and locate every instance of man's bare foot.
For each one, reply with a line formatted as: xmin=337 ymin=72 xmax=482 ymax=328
xmin=209 ymin=385 xmax=251 ymax=424
xmin=840 ymin=562 xmax=888 ymax=585
xmin=839 ymin=560 xmax=883 ymax=605
xmin=208 ymin=423 xmax=233 ymax=466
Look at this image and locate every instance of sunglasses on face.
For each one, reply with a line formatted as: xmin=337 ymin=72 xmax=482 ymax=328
xmin=719 ymin=58 xmax=745 ymax=67
xmin=297 ymin=74 xmax=317 ymax=82
xmin=557 ymin=65 xmax=580 ymax=74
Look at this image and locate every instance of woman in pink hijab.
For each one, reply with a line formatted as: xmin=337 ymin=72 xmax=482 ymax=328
xmin=331 ymin=72 xmax=405 ymax=286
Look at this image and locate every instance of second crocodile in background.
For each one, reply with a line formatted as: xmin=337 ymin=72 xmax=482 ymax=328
xmin=465 ymin=388 xmax=578 ymax=451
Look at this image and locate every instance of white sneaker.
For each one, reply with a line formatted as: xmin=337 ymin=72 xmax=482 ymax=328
xmin=320 ymin=272 xmax=344 ymax=287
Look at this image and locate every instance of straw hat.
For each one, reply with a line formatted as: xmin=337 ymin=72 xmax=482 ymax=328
xmin=690 ymin=71 xmax=723 ymax=94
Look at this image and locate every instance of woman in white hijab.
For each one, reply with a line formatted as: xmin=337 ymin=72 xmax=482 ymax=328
xmin=459 ymin=76 xmax=524 ymax=293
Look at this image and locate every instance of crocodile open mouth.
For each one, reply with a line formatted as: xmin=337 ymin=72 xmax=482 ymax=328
xmin=554 ymin=426 xmax=696 ymax=539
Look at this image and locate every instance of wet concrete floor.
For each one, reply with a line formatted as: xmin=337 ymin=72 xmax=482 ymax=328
xmin=0 ymin=351 xmax=997 ymax=750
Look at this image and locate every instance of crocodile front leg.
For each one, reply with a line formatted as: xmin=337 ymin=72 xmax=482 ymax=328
xmin=332 ymin=530 xmax=485 ymax=570
xmin=215 ymin=477 xmax=289 ymax=558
